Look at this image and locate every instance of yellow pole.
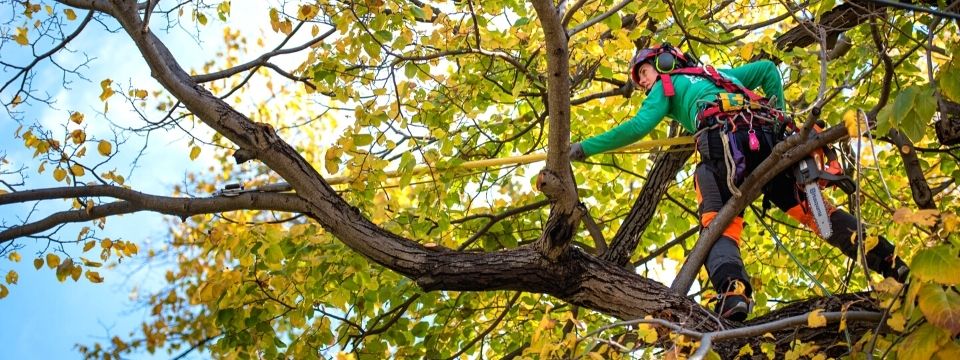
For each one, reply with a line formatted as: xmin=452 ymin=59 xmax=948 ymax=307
xmin=325 ymin=136 xmax=694 ymax=185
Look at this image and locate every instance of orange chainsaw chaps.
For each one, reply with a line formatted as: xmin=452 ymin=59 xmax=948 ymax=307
xmin=701 ymin=211 xmax=744 ymax=246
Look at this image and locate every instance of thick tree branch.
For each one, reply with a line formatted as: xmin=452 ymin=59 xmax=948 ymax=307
xmin=0 ymin=191 xmax=309 ymax=243
xmin=531 ymin=0 xmax=581 ymax=260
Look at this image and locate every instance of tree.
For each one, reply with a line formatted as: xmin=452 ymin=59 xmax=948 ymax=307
xmin=2 ymin=0 xmax=959 ymax=358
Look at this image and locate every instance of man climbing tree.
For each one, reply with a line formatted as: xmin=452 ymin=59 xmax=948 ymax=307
xmin=570 ymin=43 xmax=910 ymax=321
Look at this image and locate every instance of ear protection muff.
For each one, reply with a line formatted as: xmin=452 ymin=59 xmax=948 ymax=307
xmin=653 ymin=52 xmax=678 ymax=73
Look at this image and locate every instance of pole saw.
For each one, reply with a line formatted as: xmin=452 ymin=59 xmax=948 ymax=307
xmin=214 ymin=136 xmax=695 ymax=196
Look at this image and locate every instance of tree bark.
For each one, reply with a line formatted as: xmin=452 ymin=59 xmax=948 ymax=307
xmin=888 ymin=130 xmax=937 ymax=209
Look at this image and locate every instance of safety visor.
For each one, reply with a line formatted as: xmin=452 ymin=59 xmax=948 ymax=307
xmin=630 ymin=48 xmax=660 ymax=86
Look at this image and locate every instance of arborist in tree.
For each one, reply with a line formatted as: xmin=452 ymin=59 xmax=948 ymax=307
xmin=569 ymin=43 xmax=910 ymax=321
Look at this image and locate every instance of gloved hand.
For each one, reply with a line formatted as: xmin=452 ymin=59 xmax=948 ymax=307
xmin=569 ymin=142 xmax=586 ymax=162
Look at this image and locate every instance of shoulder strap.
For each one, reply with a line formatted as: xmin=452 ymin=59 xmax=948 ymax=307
xmin=660 ymin=73 xmax=676 ymax=97
xmin=667 ymin=66 xmax=765 ymax=103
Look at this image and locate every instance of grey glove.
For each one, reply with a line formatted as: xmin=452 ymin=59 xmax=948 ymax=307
xmin=569 ymin=142 xmax=587 ymax=162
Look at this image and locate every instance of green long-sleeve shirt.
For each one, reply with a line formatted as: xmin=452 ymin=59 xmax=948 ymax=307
xmin=580 ymin=60 xmax=785 ymax=157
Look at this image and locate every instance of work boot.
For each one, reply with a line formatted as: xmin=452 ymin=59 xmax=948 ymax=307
xmin=714 ymin=279 xmax=752 ymax=322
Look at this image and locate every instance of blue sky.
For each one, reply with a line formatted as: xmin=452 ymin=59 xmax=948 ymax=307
xmin=0 ymin=3 xmax=279 ymax=358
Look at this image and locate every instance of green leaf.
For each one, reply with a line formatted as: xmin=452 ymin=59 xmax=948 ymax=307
xmin=375 ymin=30 xmax=393 ymax=42
xmin=398 ymin=152 xmax=415 ymax=188
xmin=898 ymin=323 xmax=949 ymax=360
xmin=902 ymin=87 xmax=937 ymax=142
xmin=404 ymin=63 xmax=418 ymax=78
xmin=353 ymin=134 xmax=373 ymax=147
xmin=893 ymin=86 xmax=918 ymax=122
xmin=876 ymin=103 xmax=894 ymax=135
xmin=412 ymin=321 xmax=429 ymax=337
xmin=362 ymin=36 xmax=382 ymax=59
xmin=918 ymin=283 xmax=960 ymax=336
xmin=911 ymin=245 xmax=960 ymax=285
xmin=815 ymin=0 xmax=836 ymax=16
xmin=410 ymin=5 xmax=425 ymax=20
xmin=514 ymin=17 xmax=530 ymax=26
xmin=941 ymin=63 xmax=960 ymax=102
xmin=604 ymin=12 xmax=622 ymax=31
xmin=264 ymin=244 xmax=283 ymax=265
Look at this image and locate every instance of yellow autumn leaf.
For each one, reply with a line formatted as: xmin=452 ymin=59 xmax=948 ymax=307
xmin=70 ymin=129 xmax=86 ymax=144
xmin=46 ymin=253 xmax=61 ymax=269
xmin=189 ymin=146 xmax=201 ymax=160
xmin=83 ymin=240 xmax=96 ymax=252
xmin=6 ymin=270 xmax=18 ymax=285
xmin=99 ymin=79 xmax=114 ymax=101
xmin=740 ymin=42 xmax=754 ymax=60
xmin=124 ymin=242 xmax=138 ymax=256
xmin=887 ymin=312 xmax=906 ymax=331
xmin=101 ymin=238 xmax=113 ymax=249
xmin=14 ymin=27 xmax=29 ymax=45
xmin=325 ymin=157 xmax=339 ymax=174
xmin=944 ymin=213 xmax=959 ymax=232
xmin=53 ymin=167 xmax=66 ymax=182
xmin=70 ymin=164 xmax=85 ymax=176
xmin=875 ymin=277 xmax=904 ymax=294
xmin=807 ymin=309 xmax=827 ymax=328
xmin=33 ymin=258 xmax=43 ymax=270
xmin=298 ymin=4 xmax=317 ymax=20
xmin=8 ymin=252 xmax=21 ymax=262
xmin=69 ymin=111 xmax=84 ymax=124
xmin=0 ymin=284 xmax=7 ymax=299
xmin=71 ymin=265 xmax=81 ymax=281
xmin=85 ymin=271 xmax=104 ymax=283
xmin=637 ymin=322 xmax=658 ymax=343
xmin=81 ymin=257 xmax=101 ymax=267
xmin=843 ymin=110 xmax=868 ymax=137
xmin=335 ymin=352 xmax=356 ymax=360
xmin=97 ymin=140 xmax=112 ymax=156
xmin=64 ymin=8 xmax=77 ymax=20
xmin=864 ymin=235 xmax=879 ymax=253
